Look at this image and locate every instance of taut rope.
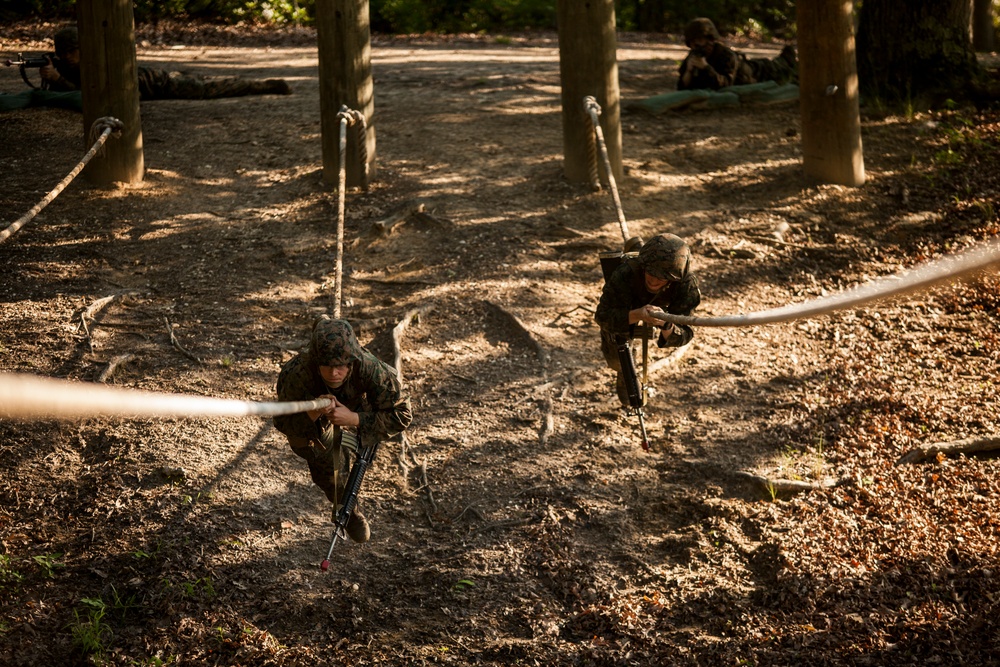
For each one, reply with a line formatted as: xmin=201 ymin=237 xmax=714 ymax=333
xmin=0 ymin=117 xmax=124 ymax=245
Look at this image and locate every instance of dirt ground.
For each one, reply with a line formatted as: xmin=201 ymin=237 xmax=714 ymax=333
xmin=2 ymin=21 xmax=1000 ymax=666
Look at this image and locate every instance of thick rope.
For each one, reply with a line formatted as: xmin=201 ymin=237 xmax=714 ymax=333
xmin=333 ymin=106 xmax=351 ymax=318
xmin=583 ymin=96 xmax=630 ymax=243
xmin=0 ymin=372 xmax=332 ymax=421
xmin=349 ymin=108 xmax=369 ymax=191
xmin=652 ymin=237 xmax=1000 ymax=327
xmin=0 ymin=117 xmax=124 ymax=245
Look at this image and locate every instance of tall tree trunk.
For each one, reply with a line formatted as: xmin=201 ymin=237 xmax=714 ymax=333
xmin=857 ymin=0 xmax=981 ymax=103
xmin=77 ymin=0 xmax=143 ymax=185
xmin=972 ymin=0 xmax=996 ymax=52
xmin=316 ymin=0 xmax=376 ymax=188
xmin=636 ymin=0 xmax=667 ymax=33
xmin=556 ymin=0 xmax=622 ymax=185
xmin=798 ymin=0 xmax=864 ymax=187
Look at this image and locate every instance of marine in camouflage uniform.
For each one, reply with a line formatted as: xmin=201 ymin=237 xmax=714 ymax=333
xmin=677 ymin=18 xmax=797 ymax=91
xmin=274 ymin=317 xmax=412 ymax=542
xmin=595 ymin=234 xmax=701 ymax=406
xmin=46 ymin=27 xmax=291 ymax=100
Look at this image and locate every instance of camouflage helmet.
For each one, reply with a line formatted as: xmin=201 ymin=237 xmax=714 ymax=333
xmin=639 ymin=233 xmax=691 ymax=281
xmin=684 ymin=18 xmax=720 ymax=47
xmin=53 ymin=27 xmax=79 ymax=58
xmin=310 ymin=316 xmax=363 ymax=366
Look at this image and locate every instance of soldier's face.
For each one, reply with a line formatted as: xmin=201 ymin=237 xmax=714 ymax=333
xmin=320 ymin=364 xmax=350 ymax=388
xmin=644 ymin=273 xmax=669 ymax=293
xmin=690 ymin=37 xmax=713 ymax=56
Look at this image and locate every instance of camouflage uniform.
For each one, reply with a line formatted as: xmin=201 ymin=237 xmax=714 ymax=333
xmin=677 ymin=18 xmax=797 ymax=91
xmin=595 ymin=235 xmax=701 ymax=377
xmin=47 ymin=27 xmax=291 ymax=99
xmin=274 ymin=317 xmax=411 ymax=506
xmin=135 ymin=67 xmax=291 ymax=100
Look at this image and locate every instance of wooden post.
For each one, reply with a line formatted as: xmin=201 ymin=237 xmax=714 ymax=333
xmin=316 ymin=0 xmax=376 ymax=187
xmin=797 ymin=0 xmax=865 ymax=187
xmin=77 ymin=0 xmax=144 ymax=185
xmin=556 ymin=0 xmax=622 ymax=185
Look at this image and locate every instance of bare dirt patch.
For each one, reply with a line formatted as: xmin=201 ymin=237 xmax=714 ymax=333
xmin=2 ymin=22 xmax=999 ymax=666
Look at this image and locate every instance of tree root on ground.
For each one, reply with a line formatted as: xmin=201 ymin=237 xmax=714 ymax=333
xmin=734 ymin=470 xmax=851 ymax=498
xmin=896 ymin=436 xmax=1000 ymax=465
xmin=484 ymin=300 xmax=553 ymax=446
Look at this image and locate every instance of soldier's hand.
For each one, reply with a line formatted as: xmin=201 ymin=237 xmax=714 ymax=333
xmin=640 ymin=305 xmax=666 ymax=326
xmin=328 ymin=398 xmax=360 ymax=428
xmin=39 ymin=57 xmax=60 ymax=82
xmin=690 ymin=55 xmax=708 ymax=69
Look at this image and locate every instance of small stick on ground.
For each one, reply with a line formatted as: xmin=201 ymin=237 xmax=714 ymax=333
xmin=551 ymin=304 xmax=595 ymax=324
xmin=97 ymin=353 xmax=134 ymax=383
xmin=164 ymin=317 xmax=203 ymax=365
xmin=896 ymin=436 xmax=1000 ymax=465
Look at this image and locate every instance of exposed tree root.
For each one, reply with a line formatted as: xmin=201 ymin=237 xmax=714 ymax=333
xmin=734 ymin=470 xmax=851 ymax=498
xmin=648 ymin=341 xmax=693 ymax=375
xmin=484 ymin=300 xmax=553 ymax=446
xmin=97 ymin=353 xmax=134 ymax=383
xmin=896 ymin=436 xmax=1000 ymax=465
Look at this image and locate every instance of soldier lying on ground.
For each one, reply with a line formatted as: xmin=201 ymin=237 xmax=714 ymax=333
xmin=595 ymin=234 xmax=701 ymax=407
xmin=678 ymin=17 xmax=797 ymax=91
xmin=274 ymin=317 xmax=412 ymax=543
xmin=41 ymin=27 xmax=291 ymax=100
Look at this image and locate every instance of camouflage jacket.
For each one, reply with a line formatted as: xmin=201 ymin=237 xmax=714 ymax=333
xmin=274 ymin=346 xmax=412 ymax=447
xmin=677 ymin=42 xmax=754 ymax=90
xmin=595 ymin=256 xmax=701 ymax=347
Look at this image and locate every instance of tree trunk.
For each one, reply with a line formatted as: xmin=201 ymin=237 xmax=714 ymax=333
xmin=77 ymin=0 xmax=144 ymax=185
xmin=635 ymin=0 xmax=667 ymax=33
xmin=972 ymin=0 xmax=996 ymax=52
xmin=556 ymin=0 xmax=622 ymax=185
xmin=857 ymin=0 xmax=980 ymax=103
xmin=797 ymin=0 xmax=864 ymax=187
xmin=316 ymin=0 xmax=376 ymax=188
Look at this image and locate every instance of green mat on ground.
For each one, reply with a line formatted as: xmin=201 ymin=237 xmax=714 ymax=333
xmin=0 ymin=89 xmax=83 ymax=112
xmin=628 ymin=81 xmax=799 ymax=114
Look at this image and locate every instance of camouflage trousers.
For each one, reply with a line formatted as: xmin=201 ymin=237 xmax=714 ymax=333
xmin=137 ymin=67 xmax=291 ymax=101
xmin=600 ymin=327 xmax=659 ymax=372
xmin=286 ymin=422 xmax=357 ymax=505
xmin=746 ymin=46 xmax=798 ymax=86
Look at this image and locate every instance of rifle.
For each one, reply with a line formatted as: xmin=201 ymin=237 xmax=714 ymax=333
xmin=319 ymin=435 xmax=379 ymax=571
xmin=615 ymin=335 xmax=651 ymax=452
xmin=3 ymin=53 xmax=58 ymax=89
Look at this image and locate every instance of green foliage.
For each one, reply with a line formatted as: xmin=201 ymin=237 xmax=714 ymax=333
xmin=0 ymin=555 xmax=24 ymax=589
xmin=9 ymin=0 xmax=796 ymax=34
xmin=70 ymin=598 xmax=113 ymax=660
xmin=32 ymin=552 xmax=64 ymax=578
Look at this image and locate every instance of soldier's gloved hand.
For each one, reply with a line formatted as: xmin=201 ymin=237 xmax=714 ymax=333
xmin=39 ymin=57 xmax=60 ymax=82
xmin=658 ymin=323 xmax=694 ymax=348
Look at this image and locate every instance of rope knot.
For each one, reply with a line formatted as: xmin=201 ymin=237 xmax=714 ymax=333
xmin=91 ymin=116 xmax=124 ymax=140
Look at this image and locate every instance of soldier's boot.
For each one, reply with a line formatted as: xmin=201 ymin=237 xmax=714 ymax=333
xmin=330 ymin=503 xmax=370 ymax=543
xmin=249 ymin=78 xmax=292 ymax=95
xmin=346 ymin=507 xmax=370 ymax=543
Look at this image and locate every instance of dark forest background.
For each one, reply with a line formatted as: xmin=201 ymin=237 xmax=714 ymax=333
xmin=3 ymin=0 xmax=798 ymax=38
